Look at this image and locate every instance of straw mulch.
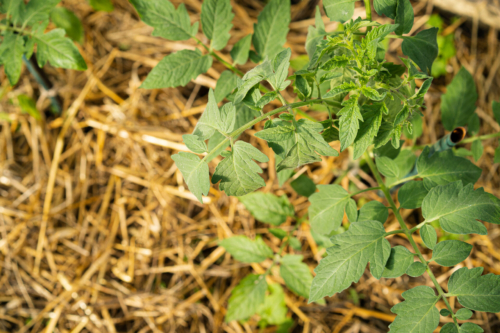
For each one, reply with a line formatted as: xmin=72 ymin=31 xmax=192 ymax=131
xmin=1 ymin=0 xmax=499 ymax=332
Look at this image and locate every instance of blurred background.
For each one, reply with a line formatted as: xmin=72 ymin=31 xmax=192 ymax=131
xmin=0 ymin=0 xmax=500 ymax=332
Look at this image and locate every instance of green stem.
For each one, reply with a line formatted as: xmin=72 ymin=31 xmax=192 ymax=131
xmin=385 ymin=229 xmax=405 ymax=236
xmin=193 ymin=36 xmax=244 ymax=77
xmin=461 ymin=131 xmax=500 ymax=143
xmin=0 ymin=24 xmax=32 ymax=36
xmin=349 ymin=186 xmax=381 ymax=197
xmin=364 ymin=151 xmax=459 ymax=328
xmin=364 ymin=0 xmax=372 ymax=31
xmin=387 ymin=175 xmax=419 ymax=189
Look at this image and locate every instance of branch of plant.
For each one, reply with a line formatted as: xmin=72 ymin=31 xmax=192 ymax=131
xmin=349 ymin=186 xmax=381 ymax=197
xmin=461 ymin=131 xmax=500 ymax=143
xmin=0 ymin=24 xmax=32 ymax=36
xmin=364 ymin=151 xmax=459 ymax=327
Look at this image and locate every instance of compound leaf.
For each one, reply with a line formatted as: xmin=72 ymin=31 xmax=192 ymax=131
xmin=171 ymin=152 xmax=210 ymax=203
xmin=448 ymin=267 xmax=500 ymax=313
xmin=382 ymin=246 xmax=414 ymax=278
xmin=308 ymin=184 xmax=350 ymax=235
xmin=401 ymin=28 xmax=438 ymax=74
xmin=309 ymin=221 xmax=390 ymax=302
xmin=201 ymin=0 xmax=234 ymax=50
xmin=239 ymin=192 xmax=294 ymax=225
xmin=226 ymin=274 xmax=267 ymax=322
xmin=280 ymin=254 xmax=313 ymax=298
xmin=212 ymin=140 xmax=269 ymax=196
xmin=422 ymin=181 xmax=500 ymax=235
xmin=389 ymin=286 xmax=440 ymax=333
xmin=140 ymin=49 xmax=212 ymax=89
xmin=252 ymin=0 xmax=290 ymax=59
xmin=219 ymin=236 xmax=273 ymax=263
xmin=431 ymin=240 xmax=472 ymax=267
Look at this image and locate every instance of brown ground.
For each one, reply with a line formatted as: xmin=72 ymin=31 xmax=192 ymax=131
xmin=1 ymin=0 xmax=500 ymax=332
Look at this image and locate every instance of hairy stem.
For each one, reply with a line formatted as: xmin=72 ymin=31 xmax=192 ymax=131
xmin=0 ymin=24 xmax=32 ymax=36
xmin=349 ymin=187 xmax=381 ymax=197
xmin=364 ymin=0 xmax=372 ymax=31
xmin=364 ymin=151 xmax=459 ymax=327
xmin=193 ymin=36 xmax=244 ymax=76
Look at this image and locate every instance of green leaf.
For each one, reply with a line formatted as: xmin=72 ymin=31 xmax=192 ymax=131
xmin=182 ymin=134 xmax=207 ymax=154
xmin=214 ymin=70 xmax=240 ymax=103
xmin=364 ymin=24 xmax=399 ymax=59
xmin=357 ymin=201 xmax=389 ymax=224
xmin=305 ymin=7 xmax=326 ymax=59
xmin=382 ymin=246 xmax=414 ymax=278
xmin=239 ymin=192 xmax=294 ymax=225
xmin=389 ymin=286 xmax=440 ymax=333
xmin=226 ymin=274 xmax=267 ymax=322
xmin=290 ymin=175 xmax=316 ymax=197
xmin=495 ymin=146 xmax=500 ymax=164
xmin=193 ymin=89 xmax=235 ymax=139
xmin=431 ymin=240 xmax=472 ymax=266
xmin=467 ymin=113 xmax=480 ymax=135
xmin=420 ymin=224 xmax=437 ymax=249
xmin=455 ymin=308 xmax=473 ymax=320
xmin=219 ymin=236 xmax=273 ymax=263
xmin=422 ymin=181 xmax=500 ymax=235
xmin=321 ymin=54 xmax=351 ymax=71
xmin=295 ymin=75 xmax=311 ymax=99
xmin=201 ymin=0 xmax=233 ymax=50
xmin=403 ymin=114 xmax=423 ymax=139
xmin=441 ymin=323 xmax=459 ymax=333
xmin=252 ymin=0 xmax=290 ymax=59
xmin=0 ymin=0 xmax=23 ymax=23
xmin=338 ymin=94 xmax=363 ymax=151
xmin=268 ymin=48 xmax=291 ymax=91
xmin=416 ymin=147 xmax=482 ymax=190
xmin=345 ymin=198 xmax=357 ymax=222
xmin=89 ymin=0 xmax=114 ymax=12
xmin=459 ymin=323 xmax=484 ymax=333
xmin=398 ymin=181 xmax=429 ymax=209
xmin=289 ymin=236 xmax=302 ymax=250
xmin=310 ymin=221 xmax=390 ymax=303
xmin=0 ymin=32 xmax=24 ymax=85
xmin=129 ymin=0 xmax=196 ymax=40
xmin=393 ymin=104 xmax=410 ymax=127
xmin=352 ymin=104 xmax=384 ymax=159
xmin=375 ymin=139 xmax=402 ymax=159
xmin=35 ymin=29 xmax=87 ymax=71
xmin=441 ymin=67 xmax=478 ymax=130
xmin=323 ymin=81 xmax=358 ymax=98
xmin=212 ymin=140 xmax=269 ymax=196
xmin=471 ymin=140 xmax=483 ymax=162
xmin=308 ymin=184 xmax=350 ymax=235
xmin=448 ymin=267 xmax=500 ymax=313
xmin=17 ymin=95 xmax=41 ymax=120
xmin=50 ymin=7 xmax=84 ymax=43
xmin=323 ymin=0 xmax=355 ymax=23
xmin=493 ymin=100 xmax=500 ymax=126
xmin=373 ymin=0 xmax=397 ymax=19
xmin=376 ymin=156 xmax=398 ymax=178
xmin=270 ymin=228 xmax=287 ymax=239
xmin=401 ymin=28 xmax=438 ymax=74
xmin=234 ymin=58 xmax=273 ymax=103
xmin=256 ymin=119 xmax=338 ymax=172
xmin=394 ymin=0 xmax=414 ymax=35
xmin=140 ymin=49 xmax=212 ymax=89
xmin=406 ymin=261 xmax=426 ymax=277
xmin=257 ymin=283 xmax=288 ymax=326
xmin=21 ymin=0 xmax=60 ymax=26
xmin=171 ymin=152 xmax=210 ymax=203
xmin=280 ymin=254 xmax=313 ymax=298
xmin=230 ymin=35 xmax=252 ymax=65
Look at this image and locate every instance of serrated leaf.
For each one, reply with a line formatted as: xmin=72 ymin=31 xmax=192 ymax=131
xmin=129 ymin=0 xmax=196 ymax=40
xmin=398 ymin=181 xmax=429 ymax=209
xmin=441 ymin=67 xmax=478 ymax=130
xmin=415 ymin=147 xmax=481 ymax=190
xmin=323 ymin=0 xmax=355 ymax=23
xmin=364 ymin=24 xmax=399 ymax=59
xmin=420 ymin=224 xmax=437 ymax=249
xmin=201 ymin=0 xmax=233 ymax=50
xmin=171 ymin=152 xmax=210 ymax=203
xmin=382 ymin=246 xmax=414 ymax=278
xmin=50 ymin=7 xmax=84 ymax=43
xmin=280 ymin=254 xmax=313 ymax=298
xmin=308 ymin=184 xmax=350 ymax=235
xmin=338 ymin=94 xmax=363 ymax=151
xmin=219 ymin=236 xmax=273 ymax=263
xmin=373 ymin=0 xmax=397 ymax=18
xmin=234 ymin=58 xmax=273 ymax=103
xmin=226 ymin=274 xmax=267 ymax=322
xmin=402 ymin=28 xmax=438 ymax=74
xmin=357 ymin=201 xmax=389 ymax=223
xmin=471 ymin=140 xmax=483 ymax=162
xmin=214 ymin=70 xmax=240 ymax=103
xmin=309 ymin=221 xmax=391 ymax=302
xmin=448 ymin=267 xmax=500 ymax=313
xmin=406 ymin=262 xmax=427 ymax=278
xmin=21 ymin=0 xmax=60 ymax=26
xmin=295 ymin=75 xmax=311 ymax=99
xmin=89 ymin=0 xmax=114 ymax=12
xmin=239 ymin=192 xmax=294 ymax=225
xmin=389 ymin=286 xmax=439 ymax=333
xmin=0 ymin=0 xmax=23 ymax=23
xmin=394 ymin=0 xmax=413 ymax=35
xmin=361 ymin=87 xmax=384 ymax=101
xmin=323 ymin=82 xmax=358 ymax=98
xmin=394 ymin=104 xmax=409 ymax=126
xmin=193 ymin=89 xmax=235 ymax=139
xmin=140 ymin=49 xmax=212 ymax=89
xmin=230 ymin=34 xmax=252 ymax=65
xmin=252 ymin=0 xmax=290 ymax=59
xmin=0 ymin=32 xmax=24 ymax=85
xmin=212 ymin=140 xmax=269 ymax=196
xmin=422 ymin=181 xmax=500 ymax=235
xmin=182 ymin=134 xmax=207 ymax=154
xmin=431 ymin=240 xmax=472 ymax=267
xmin=321 ymin=54 xmax=351 ymax=70
xmin=455 ymin=308 xmax=473 ymax=320
xmin=268 ymin=48 xmax=291 ymax=91
xmin=257 ymin=283 xmax=288 ymax=326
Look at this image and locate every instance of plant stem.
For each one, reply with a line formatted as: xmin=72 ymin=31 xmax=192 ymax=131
xmin=0 ymin=24 xmax=32 ymax=36
xmin=364 ymin=0 xmax=372 ymax=31
xmin=364 ymin=151 xmax=459 ymax=328
xmin=461 ymin=131 xmax=500 ymax=143
xmin=193 ymin=36 xmax=244 ymax=76
xmin=349 ymin=186 xmax=381 ymax=197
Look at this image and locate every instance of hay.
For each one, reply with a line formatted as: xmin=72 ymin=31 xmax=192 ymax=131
xmin=0 ymin=0 xmax=499 ymax=332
